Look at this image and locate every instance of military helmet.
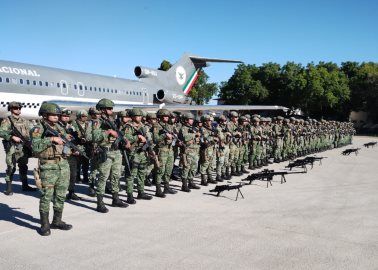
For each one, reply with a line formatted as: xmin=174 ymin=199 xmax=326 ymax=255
xmin=147 ymin=112 xmax=157 ymax=119
xmin=8 ymin=101 xmax=22 ymax=111
xmin=239 ymin=116 xmax=247 ymax=122
xmin=218 ymin=115 xmax=227 ymax=122
xmin=230 ymin=111 xmax=238 ymax=117
xmin=201 ymin=114 xmax=211 ymax=122
xmin=38 ymin=102 xmax=61 ymax=116
xmin=118 ymin=111 xmax=128 ymax=117
xmin=76 ymin=109 xmax=88 ymax=118
xmin=244 ymin=114 xmax=251 ymax=119
xmin=157 ymin=109 xmax=170 ymax=117
xmin=284 ymin=118 xmax=290 ymax=123
xmin=277 ymin=116 xmax=284 ymax=121
xmin=252 ymin=117 xmax=260 ymax=122
xmin=60 ymin=108 xmax=72 ymax=116
xmin=130 ymin=108 xmax=143 ymax=117
xmin=96 ymin=98 xmax=114 ymax=110
xmin=88 ymin=107 xmax=101 ymax=115
xmin=182 ymin=112 xmax=194 ymax=120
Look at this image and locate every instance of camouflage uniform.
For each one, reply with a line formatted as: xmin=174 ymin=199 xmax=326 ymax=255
xmin=0 ymin=101 xmax=35 ymax=195
xmin=31 ymin=102 xmax=72 ymax=236
xmin=218 ymin=115 xmax=231 ymax=180
xmin=226 ymin=111 xmax=241 ymax=176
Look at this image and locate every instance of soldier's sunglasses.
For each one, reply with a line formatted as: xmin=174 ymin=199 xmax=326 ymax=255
xmin=12 ymin=107 xmax=21 ymax=110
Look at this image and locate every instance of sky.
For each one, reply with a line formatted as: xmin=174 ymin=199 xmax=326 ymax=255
xmin=1 ymin=0 xmax=377 ymax=103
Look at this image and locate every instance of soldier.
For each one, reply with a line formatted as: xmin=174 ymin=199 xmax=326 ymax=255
xmin=144 ymin=112 xmax=157 ymax=187
xmin=218 ymin=114 xmax=231 ymax=180
xmin=199 ymin=114 xmax=218 ymax=186
xmin=72 ymin=110 xmax=90 ymax=184
xmin=91 ymin=98 xmax=128 ymax=213
xmin=123 ymin=108 xmax=153 ymax=203
xmin=58 ymin=108 xmax=81 ymax=201
xmin=153 ymin=109 xmax=177 ymax=196
xmin=0 ymin=101 xmax=36 ymax=195
xmin=272 ymin=116 xmax=284 ymax=163
xmin=226 ymin=111 xmax=242 ymax=177
xmin=31 ymin=102 xmax=72 ymax=236
xmin=178 ymin=112 xmax=201 ymax=191
xmin=86 ymin=107 xmax=101 ymax=197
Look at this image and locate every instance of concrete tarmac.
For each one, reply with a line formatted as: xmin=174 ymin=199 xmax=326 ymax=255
xmin=0 ymin=136 xmax=377 ymax=270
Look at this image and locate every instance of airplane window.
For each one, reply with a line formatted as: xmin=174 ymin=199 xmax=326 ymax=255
xmin=107 ymin=89 xmax=109 ymax=93
xmin=85 ymin=86 xmax=87 ymax=90
xmin=57 ymin=82 xmax=60 ymax=88
xmin=111 ymin=89 xmax=113 ymax=93
xmin=115 ymin=90 xmax=118 ymax=94
xmin=94 ymin=87 xmax=97 ymax=91
xmin=6 ymin=78 xmax=10 ymax=83
xmin=20 ymin=79 xmax=24 ymax=84
xmin=79 ymin=85 xmax=83 ymax=90
xmin=45 ymin=82 xmax=48 ymax=87
xmin=33 ymin=80 xmax=36 ymax=85
xmin=74 ymin=85 xmax=77 ymax=90
xmin=0 ymin=77 xmax=2 ymax=83
xmin=27 ymin=80 xmax=30 ymax=85
xmin=63 ymin=83 xmax=66 ymax=88
xmin=90 ymin=86 xmax=92 ymax=91
xmin=39 ymin=81 xmax=43 ymax=86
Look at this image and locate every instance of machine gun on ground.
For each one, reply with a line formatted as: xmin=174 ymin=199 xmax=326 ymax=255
xmin=303 ymin=156 xmax=327 ymax=166
xmin=243 ymin=169 xmax=306 ymax=187
xmin=363 ymin=142 xmax=377 ymax=148
xmin=209 ymin=183 xmax=244 ymax=201
xmin=42 ymin=121 xmax=90 ymax=160
xmin=285 ymin=156 xmax=326 ymax=172
xmin=341 ymin=148 xmax=361 ymax=156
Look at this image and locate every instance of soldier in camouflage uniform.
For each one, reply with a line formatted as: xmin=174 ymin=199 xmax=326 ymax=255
xmin=72 ymin=110 xmax=90 ymax=184
xmin=153 ymin=109 xmax=177 ymax=196
xmin=123 ymin=108 xmax=153 ymax=204
xmin=178 ymin=112 xmax=201 ymax=191
xmin=31 ymin=102 xmax=72 ymax=236
xmin=218 ymin=115 xmax=231 ymax=180
xmin=58 ymin=108 xmax=82 ymax=201
xmin=199 ymin=114 xmax=218 ymax=185
xmin=227 ymin=111 xmax=242 ymax=177
xmin=144 ymin=112 xmax=157 ymax=187
xmin=91 ymin=98 xmax=128 ymax=213
xmin=86 ymin=107 xmax=102 ymax=197
xmin=0 ymin=101 xmax=36 ymax=195
xmin=272 ymin=116 xmax=284 ymax=162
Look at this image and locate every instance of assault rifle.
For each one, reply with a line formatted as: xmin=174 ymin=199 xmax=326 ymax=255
xmin=341 ymin=148 xmax=360 ymax=156
xmin=209 ymin=183 xmax=244 ymax=201
xmin=42 ymin=121 xmax=89 ymax=160
xmin=7 ymin=116 xmax=33 ymax=156
xmin=158 ymin=122 xmax=186 ymax=150
xmin=363 ymin=142 xmax=377 ymax=148
xmin=126 ymin=123 xmax=159 ymax=167
xmin=285 ymin=156 xmax=325 ymax=172
xmin=100 ymin=116 xmax=131 ymax=176
xmin=303 ymin=156 xmax=327 ymax=166
xmin=243 ymin=169 xmax=306 ymax=187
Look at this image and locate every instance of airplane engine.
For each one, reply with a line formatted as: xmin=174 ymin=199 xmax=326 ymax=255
xmin=134 ymin=66 xmax=158 ymax=78
xmin=155 ymin=89 xmax=192 ymax=104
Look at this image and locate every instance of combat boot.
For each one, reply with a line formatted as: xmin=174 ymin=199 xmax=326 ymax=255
xmin=248 ymin=163 xmax=254 ymax=170
xmin=126 ymin=193 xmax=137 ymax=204
xmin=21 ymin=177 xmax=37 ymax=192
xmin=144 ymin=177 xmax=152 ymax=187
xmin=39 ymin=212 xmax=50 ymax=236
xmin=207 ymin=174 xmax=217 ymax=184
xmin=88 ymin=184 xmax=96 ymax=197
xmin=164 ymin=182 xmax=177 ymax=194
xmin=66 ymin=191 xmax=81 ymax=201
xmin=137 ymin=191 xmax=153 ymax=200
xmin=50 ymin=210 xmax=72 ymax=230
xmin=235 ymin=167 xmax=241 ymax=176
xmin=155 ymin=183 xmax=166 ymax=198
xmin=241 ymin=166 xmax=249 ymax=174
xmin=225 ymin=167 xmax=232 ymax=180
xmin=4 ymin=181 xmax=13 ymax=196
xmin=188 ymin=179 xmax=200 ymax=189
xmin=96 ymin=195 xmax=109 ymax=213
xmin=181 ymin=178 xmax=191 ymax=192
xmin=216 ymin=174 xmax=224 ymax=182
xmin=200 ymin=174 xmax=208 ymax=186
xmin=112 ymin=193 xmax=128 ymax=208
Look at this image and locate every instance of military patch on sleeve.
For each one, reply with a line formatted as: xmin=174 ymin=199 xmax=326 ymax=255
xmin=31 ymin=127 xmax=41 ymax=138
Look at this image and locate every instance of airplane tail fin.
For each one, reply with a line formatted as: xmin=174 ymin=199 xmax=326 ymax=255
xmin=134 ymin=53 xmax=242 ymax=103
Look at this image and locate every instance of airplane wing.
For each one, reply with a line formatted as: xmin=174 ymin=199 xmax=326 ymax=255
xmin=129 ymin=103 xmax=289 ymax=112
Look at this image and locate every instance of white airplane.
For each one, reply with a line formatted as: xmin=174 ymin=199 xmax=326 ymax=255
xmin=0 ymin=53 xmax=287 ymax=119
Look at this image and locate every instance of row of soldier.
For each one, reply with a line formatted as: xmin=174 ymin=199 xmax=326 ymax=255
xmin=0 ymin=99 xmax=355 ymax=236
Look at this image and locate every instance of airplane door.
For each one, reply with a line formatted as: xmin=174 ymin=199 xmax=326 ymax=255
xmin=60 ymin=80 xmax=68 ymax=95
xmin=77 ymin=82 xmax=85 ymax=96
xmin=142 ymin=88 xmax=148 ymax=104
